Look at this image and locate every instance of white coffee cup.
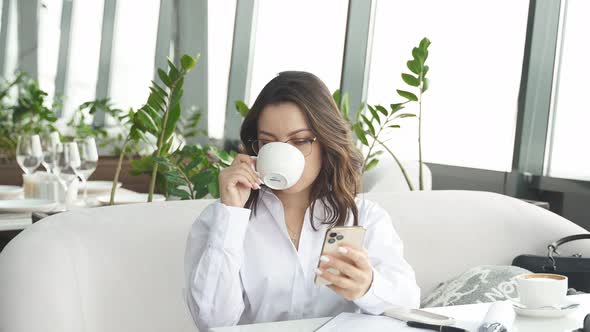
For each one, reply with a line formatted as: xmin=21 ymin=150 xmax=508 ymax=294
xmin=253 ymin=142 xmax=305 ymax=190
xmin=516 ymin=273 xmax=568 ymax=308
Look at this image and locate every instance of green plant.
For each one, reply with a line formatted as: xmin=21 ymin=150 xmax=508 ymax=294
xmin=333 ymin=90 xmax=416 ymax=190
xmin=109 ymin=54 xmax=199 ymax=204
xmin=397 ymin=37 xmax=431 ymax=190
xmin=150 ymin=145 xmax=235 ymax=200
xmin=0 ymin=73 xmax=59 ymax=159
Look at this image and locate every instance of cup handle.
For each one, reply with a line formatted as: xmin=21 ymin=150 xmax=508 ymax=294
xmin=249 ymin=156 xmax=257 ymax=172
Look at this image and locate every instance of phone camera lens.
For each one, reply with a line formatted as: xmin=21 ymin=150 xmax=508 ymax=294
xmin=328 ymin=239 xmax=336 ymax=244
xmin=336 ymin=235 xmax=344 ymax=240
xmin=329 ymin=232 xmax=337 ymax=238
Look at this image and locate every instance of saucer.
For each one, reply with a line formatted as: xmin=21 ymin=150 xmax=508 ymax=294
xmin=510 ymin=299 xmax=580 ymax=318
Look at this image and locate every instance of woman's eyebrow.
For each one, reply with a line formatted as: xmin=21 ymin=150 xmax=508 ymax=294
xmin=258 ymin=129 xmax=312 ymax=138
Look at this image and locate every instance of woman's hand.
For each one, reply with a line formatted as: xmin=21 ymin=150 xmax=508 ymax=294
xmin=315 ymin=244 xmax=373 ymax=301
xmin=219 ymin=154 xmax=263 ymax=208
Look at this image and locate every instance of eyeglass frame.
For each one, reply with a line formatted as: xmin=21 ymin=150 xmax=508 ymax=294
xmin=250 ymin=136 xmax=317 ymax=157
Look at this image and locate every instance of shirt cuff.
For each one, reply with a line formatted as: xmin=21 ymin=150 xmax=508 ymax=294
xmin=353 ymin=267 xmax=390 ymax=315
xmin=212 ymin=202 xmax=251 ymax=250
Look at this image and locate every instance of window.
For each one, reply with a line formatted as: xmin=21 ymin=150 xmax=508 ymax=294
xmin=62 ymin=0 xmax=105 ymax=119
xmin=367 ymin=0 xmax=530 ymax=171
xmin=546 ymin=0 xmax=590 ymax=181
xmin=37 ymin=0 xmax=62 ymax=105
xmin=248 ymin=0 xmax=349 ymax=105
xmin=3 ymin=0 xmax=18 ymax=80
xmin=208 ymin=0 xmax=237 ymax=139
xmin=108 ymin=0 xmax=160 ymax=112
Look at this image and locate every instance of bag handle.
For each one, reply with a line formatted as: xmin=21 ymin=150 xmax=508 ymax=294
xmin=549 ymin=234 xmax=590 ymax=254
xmin=544 ymin=234 xmax=590 ymax=272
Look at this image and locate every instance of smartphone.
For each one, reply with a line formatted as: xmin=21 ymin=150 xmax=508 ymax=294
xmin=384 ymin=307 xmax=455 ymax=326
xmin=314 ymin=226 xmax=366 ymax=286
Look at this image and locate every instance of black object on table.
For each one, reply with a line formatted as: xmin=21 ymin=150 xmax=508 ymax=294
xmin=407 ymin=321 xmax=467 ymax=332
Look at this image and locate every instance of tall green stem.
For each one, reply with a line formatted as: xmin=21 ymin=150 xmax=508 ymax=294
xmin=375 ymin=137 xmax=414 ymax=191
xmin=418 ymin=89 xmax=424 ymax=190
xmin=110 ymin=140 xmax=129 ymax=205
xmin=147 ymin=74 xmax=183 ymax=202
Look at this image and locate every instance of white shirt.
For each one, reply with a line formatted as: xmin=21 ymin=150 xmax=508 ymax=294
xmin=184 ymin=189 xmax=420 ymax=331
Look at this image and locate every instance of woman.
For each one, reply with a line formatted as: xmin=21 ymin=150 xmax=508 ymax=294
xmin=184 ymin=71 xmax=420 ymax=330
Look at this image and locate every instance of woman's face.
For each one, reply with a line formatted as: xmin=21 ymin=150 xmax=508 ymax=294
xmin=257 ymin=102 xmax=322 ymax=195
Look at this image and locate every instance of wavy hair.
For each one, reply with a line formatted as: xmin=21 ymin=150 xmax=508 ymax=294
xmin=240 ymin=71 xmax=363 ymax=229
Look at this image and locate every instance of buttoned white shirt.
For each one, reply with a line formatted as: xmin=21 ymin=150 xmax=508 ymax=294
xmin=184 ymin=189 xmax=420 ymax=331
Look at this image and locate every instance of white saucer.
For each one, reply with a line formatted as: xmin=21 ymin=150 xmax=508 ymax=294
xmin=0 ymin=199 xmax=59 ymax=213
xmin=511 ymin=299 xmax=580 ymax=318
xmin=79 ymin=181 xmax=122 ymax=194
xmin=0 ymin=185 xmax=24 ymax=199
xmin=96 ymin=193 xmax=166 ymax=205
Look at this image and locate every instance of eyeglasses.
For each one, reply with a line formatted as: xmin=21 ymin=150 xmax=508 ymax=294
xmin=251 ymin=137 xmax=317 ymax=157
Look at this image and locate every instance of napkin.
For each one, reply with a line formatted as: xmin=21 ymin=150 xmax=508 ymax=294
xmin=479 ymin=301 xmax=515 ymax=332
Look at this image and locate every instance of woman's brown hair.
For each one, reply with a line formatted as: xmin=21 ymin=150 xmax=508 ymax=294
xmin=240 ymin=71 xmax=363 ymax=229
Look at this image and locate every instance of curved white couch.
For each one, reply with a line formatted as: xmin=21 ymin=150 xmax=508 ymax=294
xmin=0 ymin=191 xmax=587 ymax=332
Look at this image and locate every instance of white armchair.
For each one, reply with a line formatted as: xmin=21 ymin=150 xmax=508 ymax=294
xmin=0 ymin=191 xmax=587 ymax=332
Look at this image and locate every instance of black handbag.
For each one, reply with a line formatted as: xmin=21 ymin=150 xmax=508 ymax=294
xmin=512 ymin=234 xmax=590 ymax=292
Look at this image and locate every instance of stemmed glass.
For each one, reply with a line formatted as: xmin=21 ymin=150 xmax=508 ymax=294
xmin=53 ymin=142 xmax=81 ymax=206
xmin=16 ymin=134 xmax=42 ymax=174
xmin=74 ymin=137 xmax=98 ymax=201
xmin=40 ymin=131 xmax=61 ymax=174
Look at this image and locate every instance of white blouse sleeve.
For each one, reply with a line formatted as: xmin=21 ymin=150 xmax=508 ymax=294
xmin=184 ymin=200 xmax=251 ymax=330
xmin=353 ymin=200 xmax=421 ymax=314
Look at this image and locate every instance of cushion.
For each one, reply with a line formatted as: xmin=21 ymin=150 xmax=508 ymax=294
xmin=421 ymin=265 xmax=530 ymax=308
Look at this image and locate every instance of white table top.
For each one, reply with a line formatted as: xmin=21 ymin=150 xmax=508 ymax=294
xmin=211 ymin=294 xmax=590 ymax=332
xmin=0 ymin=187 xmax=139 ymax=231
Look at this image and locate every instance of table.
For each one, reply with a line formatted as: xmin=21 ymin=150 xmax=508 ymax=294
xmin=0 ymin=187 xmax=139 ymax=231
xmin=211 ymin=294 xmax=590 ymax=332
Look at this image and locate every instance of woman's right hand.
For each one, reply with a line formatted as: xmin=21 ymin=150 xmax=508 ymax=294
xmin=219 ymin=154 xmax=263 ymax=208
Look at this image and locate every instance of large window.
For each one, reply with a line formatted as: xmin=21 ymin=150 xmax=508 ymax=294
xmin=37 ymin=0 xmax=62 ymax=105
xmin=108 ymin=0 xmax=160 ymax=112
xmin=208 ymin=0 xmax=237 ymax=139
xmin=367 ymin=0 xmax=529 ymax=172
xmin=2 ymin=0 xmax=18 ymax=80
xmin=62 ymin=0 xmax=105 ymax=119
xmin=247 ymin=0 xmax=348 ymax=105
xmin=546 ymin=0 xmax=590 ymax=181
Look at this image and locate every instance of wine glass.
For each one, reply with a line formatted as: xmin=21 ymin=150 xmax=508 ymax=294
xmin=54 ymin=142 xmax=80 ymax=205
xmin=74 ymin=137 xmax=98 ymax=201
xmin=40 ymin=131 xmax=61 ymax=174
xmin=16 ymin=134 xmax=43 ymax=174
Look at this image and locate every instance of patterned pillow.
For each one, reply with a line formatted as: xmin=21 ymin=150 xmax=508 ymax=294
xmin=421 ymin=265 xmax=531 ymax=308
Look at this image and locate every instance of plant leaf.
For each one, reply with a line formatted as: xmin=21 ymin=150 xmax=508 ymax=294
xmin=402 ymin=73 xmax=420 ymax=87
xmin=361 ymin=114 xmax=375 ymax=136
xmin=375 ymin=105 xmax=388 ymax=116
xmin=397 ymin=90 xmax=418 ymax=102
xmin=367 ymin=105 xmax=381 ymax=125
xmin=422 ymin=78 xmax=430 ymax=93
xmin=396 ymin=113 xmax=417 ymax=119
xmin=390 ymin=103 xmax=404 ymax=113
xmin=135 ymin=109 xmax=159 ymax=133
xmin=364 ymin=158 xmax=379 ymax=172
xmin=412 ymin=47 xmax=426 ymax=64
xmin=407 ymin=60 xmax=420 ymax=75
xmin=341 ymin=92 xmax=350 ymax=121
xmin=388 ymin=124 xmax=401 ymax=129
xmin=158 ymin=69 xmax=171 ymax=86
xmin=180 ymin=54 xmax=197 ymax=71
xmin=332 ymin=89 xmax=341 ymax=106
xmin=235 ymin=100 xmax=250 ymax=118
xmin=353 ymin=124 xmax=368 ymax=146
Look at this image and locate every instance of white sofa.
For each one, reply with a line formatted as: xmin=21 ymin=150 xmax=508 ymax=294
xmin=0 ymin=190 xmax=588 ymax=332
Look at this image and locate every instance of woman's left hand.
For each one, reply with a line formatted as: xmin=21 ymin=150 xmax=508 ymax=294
xmin=315 ymin=244 xmax=373 ymax=301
